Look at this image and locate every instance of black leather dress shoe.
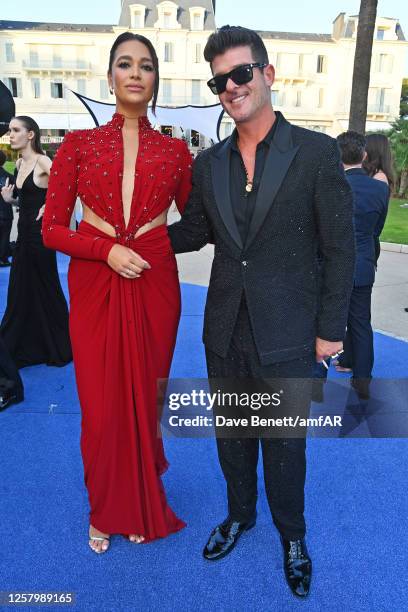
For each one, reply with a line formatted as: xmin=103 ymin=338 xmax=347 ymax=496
xmin=0 ymin=389 xmax=23 ymax=411
xmin=351 ymin=377 xmax=371 ymax=400
xmin=281 ymin=537 xmax=312 ymax=597
xmin=203 ymin=516 xmax=256 ymax=561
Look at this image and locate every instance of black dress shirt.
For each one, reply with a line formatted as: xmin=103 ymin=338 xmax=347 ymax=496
xmin=230 ymin=116 xmax=279 ymax=245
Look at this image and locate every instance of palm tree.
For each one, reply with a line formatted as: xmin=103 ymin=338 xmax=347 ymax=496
xmin=348 ymin=0 xmax=378 ymax=133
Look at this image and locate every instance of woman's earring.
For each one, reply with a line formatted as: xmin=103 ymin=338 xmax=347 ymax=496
xmin=109 ymin=87 xmax=114 ymax=95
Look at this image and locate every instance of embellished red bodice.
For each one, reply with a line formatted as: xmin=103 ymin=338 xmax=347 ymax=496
xmin=42 ymin=113 xmax=192 ymax=260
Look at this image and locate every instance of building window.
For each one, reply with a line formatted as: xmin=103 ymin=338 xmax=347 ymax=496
xmin=32 ymin=78 xmax=41 ymax=99
xmin=162 ymin=79 xmax=172 ymax=103
xmin=378 ymin=88 xmax=386 ymax=112
xmin=132 ymin=11 xmax=142 ymax=28
xmin=316 ymin=55 xmax=327 ymax=73
xmin=295 ymin=91 xmax=302 ymax=107
xmin=271 ymin=90 xmax=279 ymax=105
xmin=29 ymin=48 xmax=39 ymax=67
xmin=53 ymin=48 xmax=62 ymax=68
xmin=51 ymin=82 xmax=64 ymax=99
xmin=194 ymin=43 xmax=201 ymax=63
xmin=193 ymin=13 xmax=201 ymax=30
xmin=5 ymin=77 xmax=22 ymax=98
xmin=279 ymin=91 xmax=286 ymax=106
xmin=376 ymin=53 xmax=392 ymax=73
xmin=276 ymin=53 xmax=281 ymax=70
xmin=377 ymin=28 xmax=385 ymax=40
xmin=191 ymin=80 xmax=201 ymax=104
xmin=77 ymin=79 xmax=86 ymax=95
xmin=161 ymin=125 xmax=173 ymax=137
xmin=298 ymin=54 xmax=304 ymax=75
xmin=100 ymin=80 xmax=109 ymax=99
xmin=164 ymin=42 xmax=174 ymax=62
xmin=224 ymin=123 xmax=233 ymax=138
xmin=318 ymin=88 xmax=324 ymax=108
xmin=164 ymin=12 xmax=171 ymax=28
xmin=76 ymin=48 xmax=87 ymax=69
xmin=5 ymin=42 xmax=15 ymax=63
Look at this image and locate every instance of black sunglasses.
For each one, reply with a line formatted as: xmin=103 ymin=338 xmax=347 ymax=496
xmin=207 ymin=62 xmax=267 ymax=95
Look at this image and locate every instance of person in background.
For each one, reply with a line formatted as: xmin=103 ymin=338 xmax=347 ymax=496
xmin=363 ymin=133 xmax=394 ymax=262
xmin=363 ymin=133 xmax=394 ymax=189
xmin=0 ymin=335 xmax=23 ymax=411
xmin=0 ymin=116 xmax=72 ymax=368
xmin=336 ymin=131 xmax=389 ymax=398
xmin=0 ymin=150 xmax=14 ymax=266
xmin=335 ymin=133 xmax=394 ymax=373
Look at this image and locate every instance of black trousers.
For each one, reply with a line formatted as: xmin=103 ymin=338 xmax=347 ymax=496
xmin=340 ymin=285 xmax=373 ymax=378
xmin=0 ymin=220 xmax=12 ymax=261
xmin=205 ymin=297 xmax=313 ymax=540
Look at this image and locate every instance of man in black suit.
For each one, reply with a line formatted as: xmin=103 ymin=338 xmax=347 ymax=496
xmin=0 ymin=150 xmax=14 ymax=266
xmin=168 ymin=26 xmax=355 ymax=597
xmin=337 ymin=131 xmax=389 ymax=399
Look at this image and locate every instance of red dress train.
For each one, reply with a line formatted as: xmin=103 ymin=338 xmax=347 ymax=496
xmin=42 ymin=113 xmax=192 ymax=540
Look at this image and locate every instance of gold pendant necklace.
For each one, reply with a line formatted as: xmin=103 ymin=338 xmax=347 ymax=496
xmin=237 ymin=138 xmax=254 ymax=196
xmin=240 ymin=157 xmax=253 ymax=195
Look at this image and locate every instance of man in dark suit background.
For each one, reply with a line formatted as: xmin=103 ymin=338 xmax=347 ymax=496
xmin=0 ymin=150 xmax=14 ymax=266
xmin=337 ymin=131 xmax=389 ymax=398
xmin=168 ymin=26 xmax=355 ymax=597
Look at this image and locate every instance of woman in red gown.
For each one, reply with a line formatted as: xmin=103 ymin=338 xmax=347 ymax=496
xmin=42 ymin=32 xmax=192 ymax=553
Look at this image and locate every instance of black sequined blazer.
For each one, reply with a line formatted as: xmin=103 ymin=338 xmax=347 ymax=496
xmin=168 ymin=112 xmax=355 ymax=366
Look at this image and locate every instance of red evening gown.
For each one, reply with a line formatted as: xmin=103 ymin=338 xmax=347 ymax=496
xmin=42 ymin=113 xmax=192 ymax=541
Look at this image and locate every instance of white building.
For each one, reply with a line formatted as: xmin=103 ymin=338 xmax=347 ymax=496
xmin=0 ymin=3 xmax=407 ymax=147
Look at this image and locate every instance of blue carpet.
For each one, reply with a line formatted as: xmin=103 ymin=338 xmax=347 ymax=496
xmin=0 ymin=253 xmax=407 ymax=611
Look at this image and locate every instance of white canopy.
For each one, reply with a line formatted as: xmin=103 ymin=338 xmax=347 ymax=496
xmin=73 ymin=92 xmax=224 ymax=142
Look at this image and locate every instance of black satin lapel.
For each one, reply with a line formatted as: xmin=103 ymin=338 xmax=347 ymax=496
xmin=245 ymin=141 xmax=300 ymax=249
xmin=210 ymin=147 xmax=243 ymax=250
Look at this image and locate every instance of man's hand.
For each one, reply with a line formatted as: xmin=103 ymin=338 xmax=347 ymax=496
xmin=1 ymin=178 xmax=15 ymax=203
xmin=315 ymin=337 xmax=343 ymax=363
xmin=107 ymin=244 xmax=151 ymax=279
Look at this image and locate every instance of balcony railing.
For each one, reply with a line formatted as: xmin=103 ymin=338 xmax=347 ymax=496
xmin=22 ymin=60 xmax=92 ymax=71
xmin=157 ymin=96 xmax=211 ymax=107
xmin=367 ymin=104 xmax=390 ymax=114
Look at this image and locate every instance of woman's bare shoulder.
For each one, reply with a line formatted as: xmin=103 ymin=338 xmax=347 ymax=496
xmin=373 ymin=171 xmax=389 ymax=185
xmin=37 ymin=154 xmax=52 ymax=170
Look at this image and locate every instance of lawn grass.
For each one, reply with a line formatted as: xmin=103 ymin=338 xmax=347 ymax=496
xmin=4 ymin=161 xmax=15 ymax=174
xmin=380 ymin=198 xmax=408 ymax=245
xmin=2 ymin=160 xmax=407 ymax=244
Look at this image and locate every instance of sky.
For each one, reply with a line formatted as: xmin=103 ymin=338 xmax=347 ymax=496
xmin=1 ymin=0 xmax=407 ymax=70
xmin=0 ymin=0 xmax=406 ymax=34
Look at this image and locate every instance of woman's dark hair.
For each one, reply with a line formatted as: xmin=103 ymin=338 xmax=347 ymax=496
xmin=13 ymin=116 xmax=44 ymax=154
xmin=108 ymin=32 xmax=159 ymax=114
xmin=204 ymin=25 xmax=269 ymax=66
xmin=363 ymin=133 xmax=395 ymax=188
xmin=336 ymin=131 xmax=366 ymax=165
xmin=0 ymin=150 xmax=7 ymax=166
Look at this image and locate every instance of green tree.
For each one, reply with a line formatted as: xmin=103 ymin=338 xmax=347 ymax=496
xmin=349 ymin=0 xmax=378 ymax=132
xmin=389 ymin=118 xmax=408 ymax=197
xmin=400 ymin=79 xmax=408 ymax=119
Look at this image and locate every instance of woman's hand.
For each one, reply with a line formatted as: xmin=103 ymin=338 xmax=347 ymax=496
xmin=107 ymin=244 xmax=151 ymax=278
xmin=1 ymin=178 xmax=15 ymax=204
xmin=35 ymin=205 xmax=45 ymax=221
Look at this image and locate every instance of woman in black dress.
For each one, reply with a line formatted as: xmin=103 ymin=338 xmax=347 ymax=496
xmin=0 ymin=116 xmax=71 ymax=368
